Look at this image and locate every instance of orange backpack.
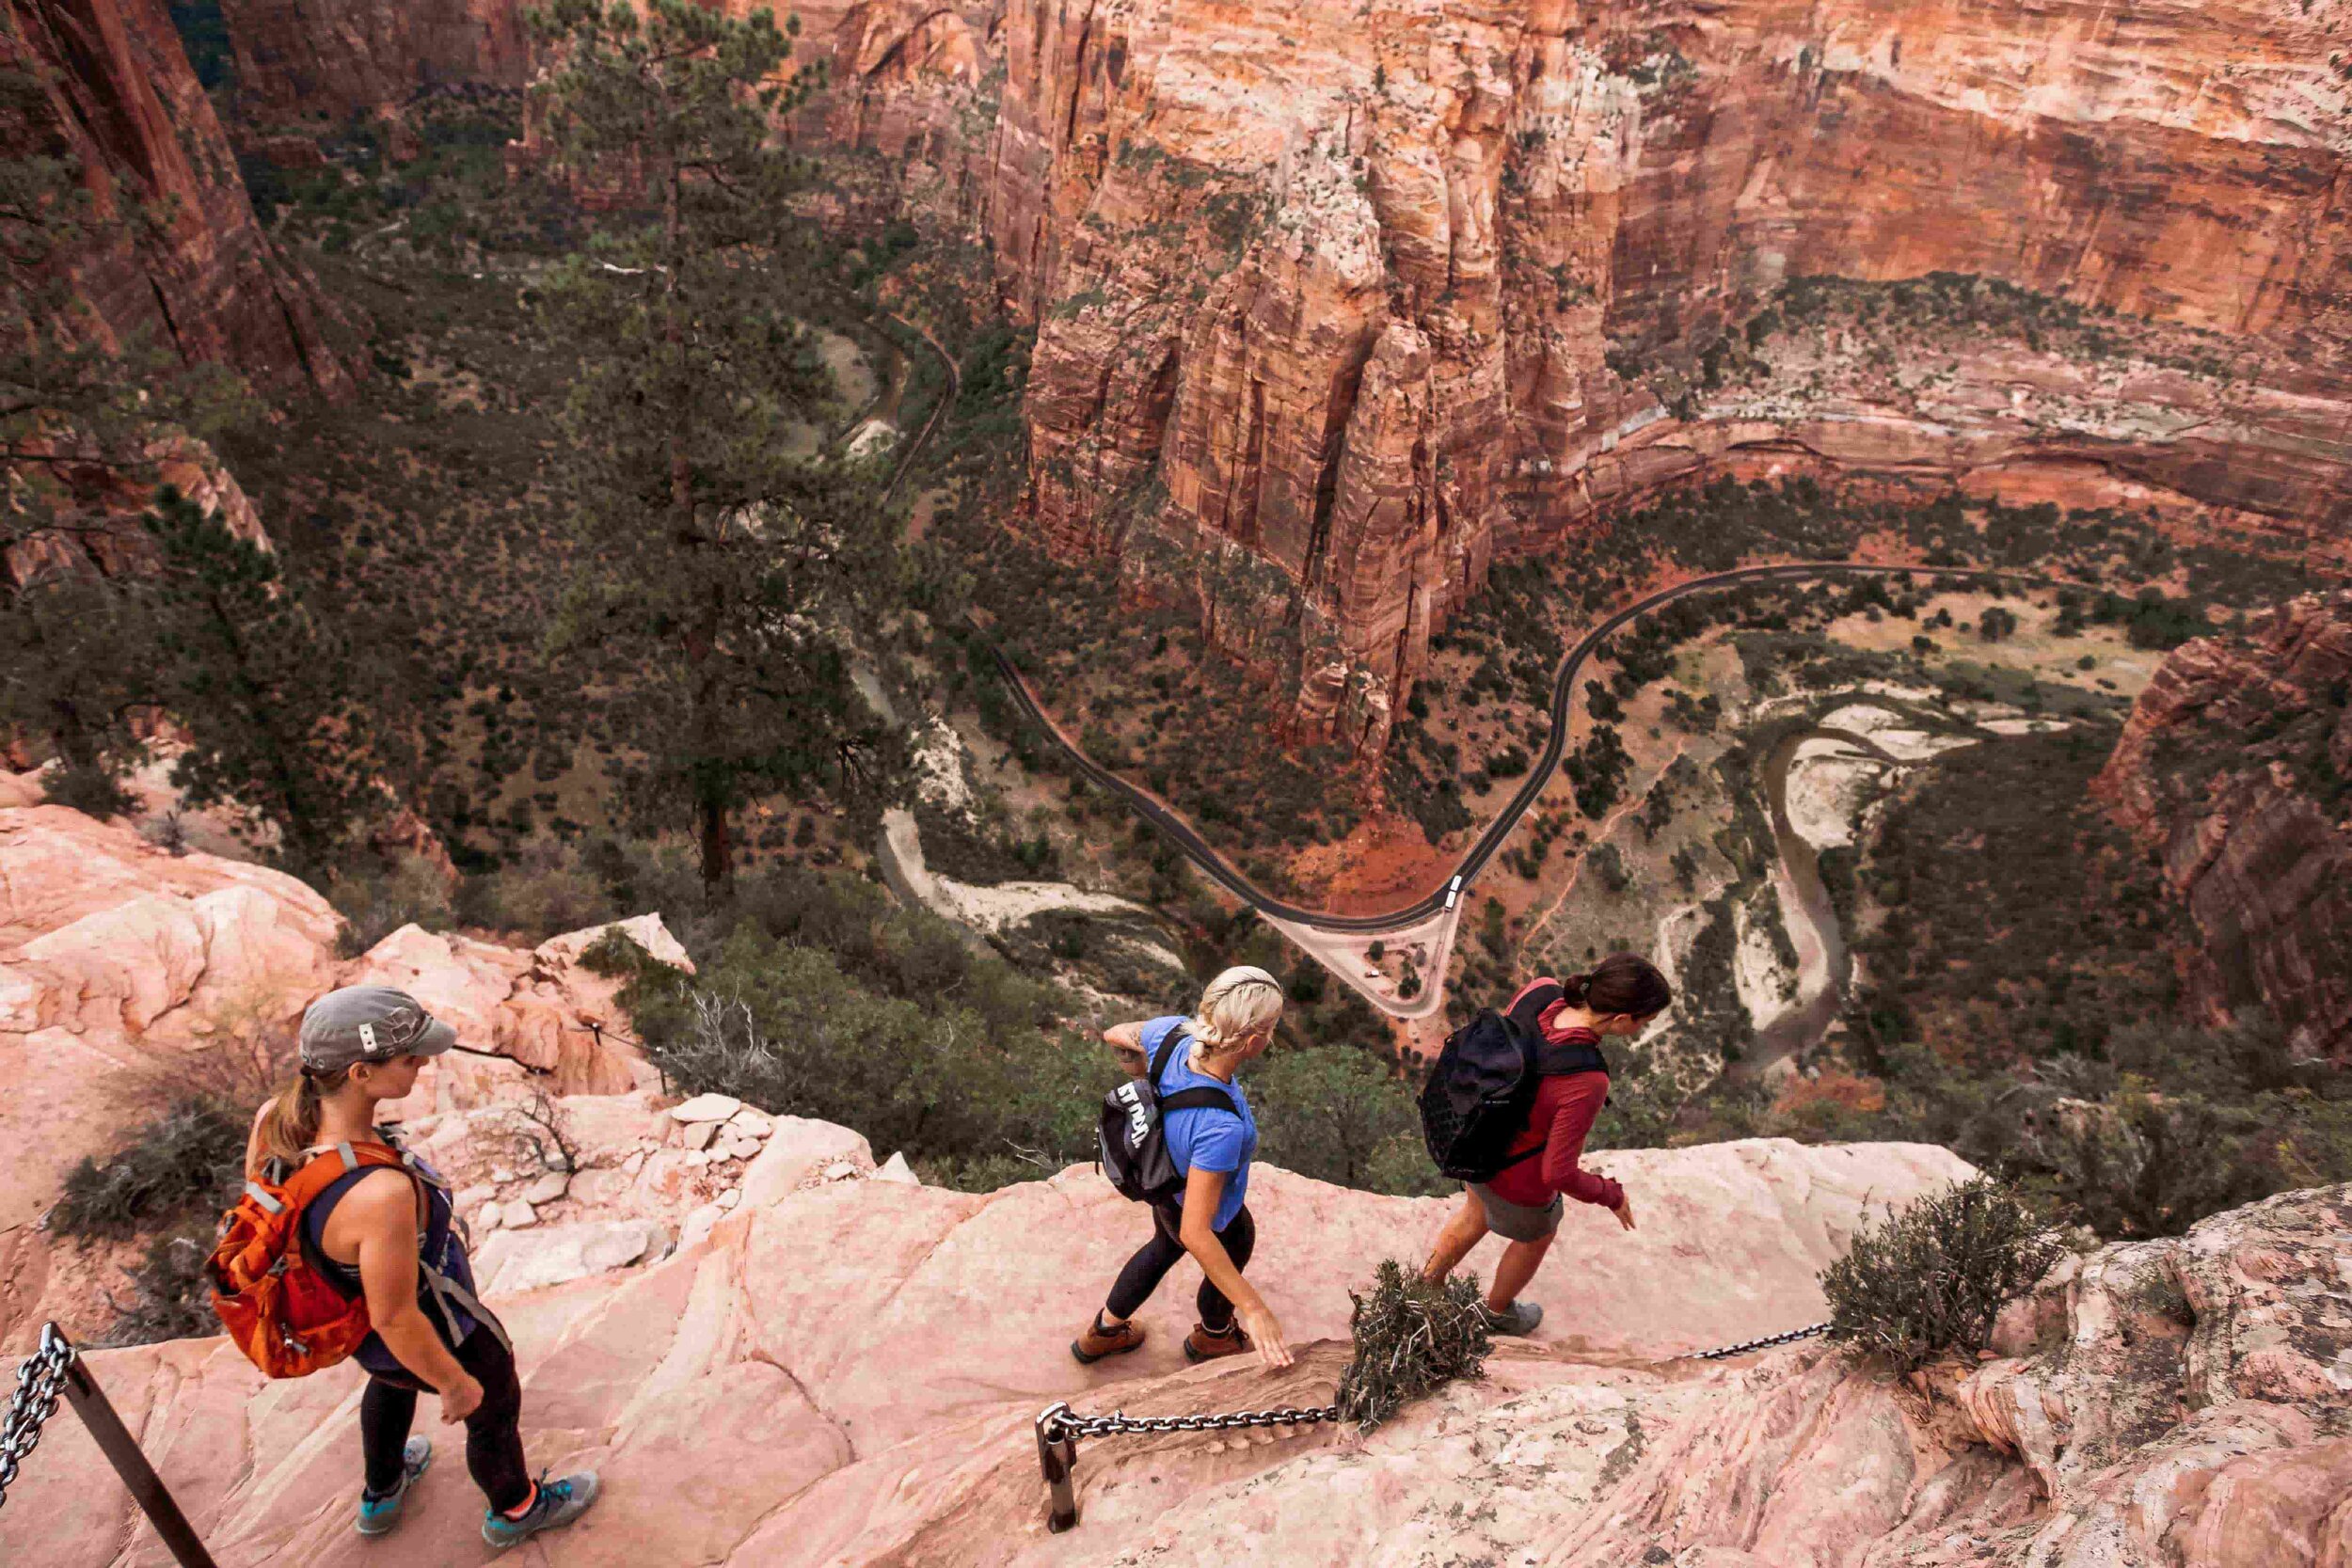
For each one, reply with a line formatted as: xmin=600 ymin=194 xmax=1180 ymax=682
xmin=208 ymin=1140 xmax=410 ymax=1378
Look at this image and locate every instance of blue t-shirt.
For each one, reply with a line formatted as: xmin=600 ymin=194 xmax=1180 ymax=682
xmin=1141 ymin=1015 xmax=1256 ymax=1231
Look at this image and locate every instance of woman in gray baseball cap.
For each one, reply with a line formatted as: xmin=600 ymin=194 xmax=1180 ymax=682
xmin=245 ymin=984 xmax=599 ymax=1547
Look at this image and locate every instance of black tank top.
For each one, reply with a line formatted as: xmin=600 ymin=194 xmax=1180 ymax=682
xmin=297 ymin=1145 xmax=481 ymax=1374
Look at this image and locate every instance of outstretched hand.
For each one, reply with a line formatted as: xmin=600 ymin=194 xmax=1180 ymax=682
xmin=1613 ymin=1193 xmax=1637 ymax=1232
xmin=1240 ymin=1303 xmax=1294 ymax=1370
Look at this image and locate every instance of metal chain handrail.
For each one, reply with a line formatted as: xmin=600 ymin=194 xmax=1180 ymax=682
xmin=0 ymin=1323 xmax=76 ymax=1512
xmin=1041 ymin=1400 xmax=1340 ymax=1445
xmin=1033 ymin=1320 xmax=1835 ymax=1528
xmin=1684 ymin=1322 xmax=1831 ymax=1361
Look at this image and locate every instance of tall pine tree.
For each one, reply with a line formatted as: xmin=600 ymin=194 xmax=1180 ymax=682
xmin=142 ymin=491 xmax=390 ymax=871
xmin=528 ymin=0 xmax=893 ymax=895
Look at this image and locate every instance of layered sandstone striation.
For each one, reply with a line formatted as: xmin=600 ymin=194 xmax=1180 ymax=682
xmin=0 ymin=1127 xmax=1975 ymax=1565
xmin=991 ymin=0 xmax=2352 ymax=749
xmin=1 ymin=0 xmax=348 ymax=392
xmin=6 ymin=1115 xmax=2351 ymax=1566
xmin=2095 ymin=592 xmax=2352 ymax=1064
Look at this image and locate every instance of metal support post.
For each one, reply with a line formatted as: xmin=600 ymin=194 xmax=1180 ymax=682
xmin=56 ymin=1332 xmax=219 ymax=1568
xmin=1035 ymin=1402 xmax=1079 ymax=1533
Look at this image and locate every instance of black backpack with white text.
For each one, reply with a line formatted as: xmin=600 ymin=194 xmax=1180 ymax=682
xmin=1098 ymin=1027 xmax=1237 ymax=1202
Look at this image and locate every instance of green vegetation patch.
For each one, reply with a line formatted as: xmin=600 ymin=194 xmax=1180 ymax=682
xmin=1822 ymin=1178 xmax=2062 ymax=1376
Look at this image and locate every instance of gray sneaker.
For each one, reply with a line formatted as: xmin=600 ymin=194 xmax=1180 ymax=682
xmin=356 ymin=1435 xmax=432 ymax=1536
xmin=1484 ymin=1299 xmax=1544 ymax=1337
xmin=482 ymin=1470 xmax=600 ymax=1549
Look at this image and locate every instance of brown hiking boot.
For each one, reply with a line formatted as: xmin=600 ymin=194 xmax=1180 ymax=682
xmin=1072 ymin=1314 xmax=1147 ymax=1365
xmin=1183 ymin=1321 xmax=1253 ymax=1364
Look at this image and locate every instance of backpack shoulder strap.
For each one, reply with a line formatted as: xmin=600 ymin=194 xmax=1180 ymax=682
xmin=1148 ymin=1026 xmax=1190 ymax=1087
xmin=1158 ymin=1085 xmax=1237 ymax=1115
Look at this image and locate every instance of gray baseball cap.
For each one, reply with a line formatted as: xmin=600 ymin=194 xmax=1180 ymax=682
xmin=299 ymin=985 xmax=457 ymax=1072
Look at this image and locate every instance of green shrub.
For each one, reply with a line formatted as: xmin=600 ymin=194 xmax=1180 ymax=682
xmin=454 ymin=844 xmax=620 ymax=937
xmin=329 ymin=852 xmax=455 ymax=956
xmin=100 ymin=1224 xmax=219 ymax=1346
xmin=578 ymin=925 xmax=653 ymax=976
xmin=53 ymin=1101 xmax=246 ymax=1241
xmin=627 ymin=921 xmax=1101 ymax=1188
xmin=1335 ymin=1260 xmax=1492 ymax=1432
xmin=1252 ymin=1046 xmax=1446 ymax=1196
xmin=1821 ymin=1179 xmax=2061 ymax=1375
xmin=41 ymin=762 xmax=137 ymax=820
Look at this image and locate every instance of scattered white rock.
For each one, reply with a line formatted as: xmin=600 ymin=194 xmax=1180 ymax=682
xmin=620 ymin=1149 xmax=647 ymax=1176
xmin=726 ymin=1107 xmax=773 ymax=1137
xmin=716 ymin=1189 xmax=741 ymax=1211
xmin=453 ymin=1183 xmax=495 ymax=1213
xmin=519 ymin=1170 xmax=570 ymax=1206
xmin=823 ymin=1161 xmax=860 ymax=1182
xmin=721 ymin=1132 xmax=761 ymax=1163
xmin=476 ymin=1201 xmax=504 ymax=1231
xmin=873 ymin=1151 xmax=920 ymax=1187
xmin=684 ymin=1121 xmax=721 ymax=1151
xmin=501 ymin=1199 xmax=537 ymax=1230
xmin=670 ymin=1093 xmax=742 ymax=1124
xmin=685 ymin=1149 xmax=713 ymax=1168
xmin=678 ymin=1202 xmax=725 ymax=1249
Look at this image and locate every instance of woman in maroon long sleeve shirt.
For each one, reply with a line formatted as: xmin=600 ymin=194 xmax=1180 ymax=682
xmin=1421 ymin=955 xmax=1674 ymax=1336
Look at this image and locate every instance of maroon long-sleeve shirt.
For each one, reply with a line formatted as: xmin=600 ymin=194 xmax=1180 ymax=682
xmin=1484 ymin=979 xmax=1623 ymax=1212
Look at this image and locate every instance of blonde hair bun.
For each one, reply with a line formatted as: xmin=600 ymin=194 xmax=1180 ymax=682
xmin=1192 ymin=965 xmax=1285 ymax=1050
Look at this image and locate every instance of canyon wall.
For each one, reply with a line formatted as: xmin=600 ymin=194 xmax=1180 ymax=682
xmin=1 ymin=0 xmax=347 ymax=393
xmin=991 ymin=0 xmax=2352 ymax=749
xmin=2097 ymin=591 xmax=2352 ymax=1066
xmin=214 ymin=0 xmax=532 ymax=126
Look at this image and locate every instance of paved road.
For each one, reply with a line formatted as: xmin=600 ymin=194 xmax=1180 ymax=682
xmin=881 ymin=312 xmax=957 ymax=506
xmin=990 ymin=561 xmax=2089 ymax=934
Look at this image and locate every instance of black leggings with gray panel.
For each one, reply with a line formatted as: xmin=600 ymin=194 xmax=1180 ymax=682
xmin=1106 ymin=1201 xmax=1256 ymax=1330
xmin=358 ymin=1328 xmax=531 ymax=1512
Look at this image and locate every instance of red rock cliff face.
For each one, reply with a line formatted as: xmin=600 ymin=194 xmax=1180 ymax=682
xmin=989 ymin=0 xmax=2352 ymax=749
xmin=2 ymin=0 xmax=347 ymax=393
xmin=214 ymin=0 xmax=531 ymax=125
xmin=2095 ymin=593 xmax=2352 ymax=1066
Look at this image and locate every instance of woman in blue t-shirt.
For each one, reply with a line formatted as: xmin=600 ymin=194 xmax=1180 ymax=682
xmin=1073 ymin=966 xmax=1295 ymax=1370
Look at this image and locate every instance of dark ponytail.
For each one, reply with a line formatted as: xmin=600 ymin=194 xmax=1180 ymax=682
xmin=1565 ymin=953 xmax=1674 ymax=1020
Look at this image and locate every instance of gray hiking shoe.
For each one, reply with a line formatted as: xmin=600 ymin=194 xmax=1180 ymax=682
xmin=356 ymin=1435 xmax=431 ymax=1536
xmin=481 ymin=1470 xmax=599 ymax=1549
xmin=1484 ymin=1300 xmax=1544 ymax=1337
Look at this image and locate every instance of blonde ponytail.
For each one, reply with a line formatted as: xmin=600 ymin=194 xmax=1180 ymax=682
xmin=252 ymin=1069 xmax=348 ymax=1176
xmin=1191 ymin=965 xmax=1285 ymax=1053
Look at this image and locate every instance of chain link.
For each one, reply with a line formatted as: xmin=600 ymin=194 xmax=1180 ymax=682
xmin=1041 ymin=1402 xmax=1340 ymax=1445
xmin=1684 ymin=1322 xmax=1830 ymax=1361
xmin=0 ymin=1325 xmax=77 ymax=1513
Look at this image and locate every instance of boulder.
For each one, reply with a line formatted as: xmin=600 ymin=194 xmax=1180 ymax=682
xmin=470 ymin=1220 xmax=670 ymax=1296
xmin=519 ymin=1171 xmax=571 ymax=1206
xmin=671 ymin=1094 xmax=744 ymax=1125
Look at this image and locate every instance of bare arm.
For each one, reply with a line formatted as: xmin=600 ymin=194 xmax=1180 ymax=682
xmin=1103 ymin=1020 xmax=1149 ymax=1079
xmin=1176 ymin=1165 xmax=1294 ymax=1369
xmin=344 ymin=1172 xmax=483 ymax=1419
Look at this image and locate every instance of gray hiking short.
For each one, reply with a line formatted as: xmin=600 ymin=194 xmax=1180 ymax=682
xmin=1469 ymin=1181 xmax=1564 ymax=1243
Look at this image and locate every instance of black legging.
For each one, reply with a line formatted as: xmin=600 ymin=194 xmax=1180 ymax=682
xmin=1106 ymin=1201 xmax=1256 ymax=1331
xmin=358 ymin=1329 xmax=531 ymax=1513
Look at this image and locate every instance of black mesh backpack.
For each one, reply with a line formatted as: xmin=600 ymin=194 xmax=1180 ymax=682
xmin=1418 ymin=1007 xmax=1548 ymax=1182
xmin=1098 ymin=1027 xmax=1237 ymax=1202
